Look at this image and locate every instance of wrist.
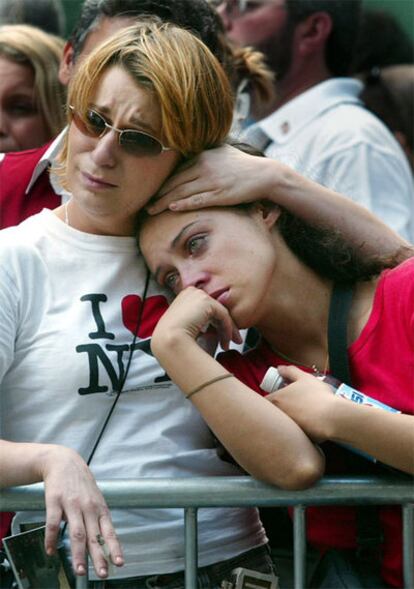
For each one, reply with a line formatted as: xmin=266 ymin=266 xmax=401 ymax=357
xmin=39 ymin=444 xmax=79 ymax=480
xmin=265 ymin=159 xmax=292 ymax=205
xmin=326 ymin=396 xmax=358 ymax=441
xmin=151 ymin=329 xmax=197 ymax=366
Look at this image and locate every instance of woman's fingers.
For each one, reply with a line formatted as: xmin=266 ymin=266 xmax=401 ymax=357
xmin=42 ymin=446 xmax=123 ymax=578
xmin=147 ymin=161 xmax=201 ymax=214
xmin=147 ymin=146 xmax=241 ymax=214
xmin=97 ymin=511 xmax=124 ymax=567
xmin=276 ymin=364 xmax=310 ymax=382
xmin=191 ymin=289 xmax=240 ymax=349
xmin=67 ymin=508 xmax=89 ymax=576
xmin=44 ymin=500 xmax=63 ymax=556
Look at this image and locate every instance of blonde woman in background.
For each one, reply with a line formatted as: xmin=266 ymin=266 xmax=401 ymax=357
xmin=0 ymin=24 xmax=66 ymax=152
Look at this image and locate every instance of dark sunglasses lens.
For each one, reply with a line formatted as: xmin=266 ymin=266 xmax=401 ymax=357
xmin=71 ymin=109 xmax=105 ymax=138
xmin=120 ymin=130 xmax=162 ymax=156
xmin=85 ymin=110 xmax=106 ymax=136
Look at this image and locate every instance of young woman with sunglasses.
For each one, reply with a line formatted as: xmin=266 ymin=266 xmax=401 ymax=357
xmin=0 ymin=22 xmax=328 ymax=587
xmin=139 ymin=144 xmax=413 ymax=588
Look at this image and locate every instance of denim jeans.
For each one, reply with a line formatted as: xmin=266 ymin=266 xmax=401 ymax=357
xmin=89 ymin=544 xmax=277 ymax=588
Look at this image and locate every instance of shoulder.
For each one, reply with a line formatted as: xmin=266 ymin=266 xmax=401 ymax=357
xmin=0 ymin=144 xmax=51 ymax=164
xmin=316 ymin=103 xmax=402 ymax=154
xmin=379 ymin=258 xmax=414 ymax=294
xmin=376 ymin=259 xmax=414 ymax=319
xmin=0 ymin=215 xmax=48 ymax=289
xmin=0 ymin=144 xmax=50 ymax=173
xmin=0 ymin=213 xmax=48 ymax=269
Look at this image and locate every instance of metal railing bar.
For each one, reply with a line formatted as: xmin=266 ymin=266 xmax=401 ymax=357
xmin=2 ymin=476 xmax=413 ymax=511
xmin=75 ymin=572 xmax=88 ymax=589
xmin=402 ymin=503 xmax=414 ymax=589
xmin=293 ymin=505 xmax=306 ymax=589
xmin=184 ymin=507 xmax=198 ymax=589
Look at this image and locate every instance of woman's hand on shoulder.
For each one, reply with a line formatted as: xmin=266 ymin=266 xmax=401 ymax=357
xmin=150 ymin=286 xmax=242 ymax=359
xmin=41 ymin=445 xmax=124 ymax=579
xmin=146 ymin=145 xmax=273 ymax=214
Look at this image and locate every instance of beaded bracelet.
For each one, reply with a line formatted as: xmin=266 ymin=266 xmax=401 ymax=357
xmin=185 ymin=373 xmax=233 ymax=400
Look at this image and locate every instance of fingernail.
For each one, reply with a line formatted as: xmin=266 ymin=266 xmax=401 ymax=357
xmin=169 ymin=202 xmax=178 ymax=210
xmin=115 ymin=556 xmax=124 ymax=565
xmin=77 ymin=564 xmax=86 ymax=575
xmin=99 ymin=568 xmax=108 ymax=577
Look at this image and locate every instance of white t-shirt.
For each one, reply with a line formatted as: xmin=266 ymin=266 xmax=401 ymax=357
xmin=243 ymin=78 xmax=414 ymax=243
xmin=0 ymin=210 xmax=265 ymax=579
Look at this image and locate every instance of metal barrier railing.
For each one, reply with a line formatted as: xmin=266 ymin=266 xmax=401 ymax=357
xmin=1 ymin=475 xmax=413 ymax=589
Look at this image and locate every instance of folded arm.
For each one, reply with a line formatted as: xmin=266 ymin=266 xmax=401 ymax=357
xmin=150 ymin=287 xmax=325 ymax=490
xmin=268 ymin=366 xmax=414 ymax=475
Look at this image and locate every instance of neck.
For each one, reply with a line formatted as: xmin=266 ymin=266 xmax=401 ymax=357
xmin=264 ymin=62 xmax=332 ymax=114
xmin=255 ymin=242 xmax=377 ymax=371
xmin=55 ymin=199 xmax=136 ymax=237
xmin=255 ymin=244 xmax=333 ymax=369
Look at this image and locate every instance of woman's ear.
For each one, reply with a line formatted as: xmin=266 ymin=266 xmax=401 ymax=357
xmin=252 ymin=201 xmax=281 ymax=230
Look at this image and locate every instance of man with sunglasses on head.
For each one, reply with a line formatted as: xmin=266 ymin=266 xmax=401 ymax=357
xmin=0 ymin=0 xmax=231 ymax=230
xmin=211 ymin=0 xmax=414 ymax=242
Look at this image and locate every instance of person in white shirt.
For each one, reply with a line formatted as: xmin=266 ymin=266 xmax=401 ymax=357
xmin=0 ymin=22 xmax=323 ymax=587
xmin=213 ymin=0 xmax=414 ymax=242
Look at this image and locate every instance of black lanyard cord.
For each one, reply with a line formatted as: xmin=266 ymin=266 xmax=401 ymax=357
xmin=60 ymin=268 xmax=150 ymax=541
xmin=84 ymin=268 xmax=151 ymax=468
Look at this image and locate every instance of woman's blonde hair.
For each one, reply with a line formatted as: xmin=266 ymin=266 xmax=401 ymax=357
xmin=63 ymin=21 xmax=234 ymax=163
xmin=0 ymin=24 xmax=66 ymax=137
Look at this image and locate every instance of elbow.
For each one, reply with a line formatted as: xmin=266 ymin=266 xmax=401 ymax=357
xmin=282 ymin=462 xmax=323 ymax=490
xmin=268 ymin=454 xmax=325 ymax=491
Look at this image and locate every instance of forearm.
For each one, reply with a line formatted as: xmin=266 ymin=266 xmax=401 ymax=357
xmin=261 ymin=158 xmax=411 ymax=259
xmin=0 ymin=440 xmax=59 ymax=487
xmin=329 ymin=401 xmax=414 ymax=474
xmin=153 ymin=335 xmax=324 ymax=489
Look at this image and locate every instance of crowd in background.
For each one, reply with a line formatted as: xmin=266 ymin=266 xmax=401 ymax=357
xmin=0 ymin=1 xmax=413 ymax=588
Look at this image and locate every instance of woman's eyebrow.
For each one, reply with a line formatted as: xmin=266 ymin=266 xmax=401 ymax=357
xmin=91 ymin=104 xmax=157 ymax=135
xmin=171 ymin=221 xmax=199 ymax=249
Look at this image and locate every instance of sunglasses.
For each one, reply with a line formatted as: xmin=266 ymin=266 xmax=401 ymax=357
xmin=210 ymin=0 xmax=276 ymax=16
xmin=68 ymin=106 xmax=172 ymax=157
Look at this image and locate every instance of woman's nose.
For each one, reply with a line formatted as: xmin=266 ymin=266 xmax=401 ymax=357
xmin=181 ymin=269 xmax=209 ymax=291
xmin=90 ymin=130 xmax=117 ymax=167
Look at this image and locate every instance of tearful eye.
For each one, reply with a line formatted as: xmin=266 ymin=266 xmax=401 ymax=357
xmin=165 ymin=272 xmax=179 ymax=292
xmin=187 ymin=235 xmax=207 ymax=255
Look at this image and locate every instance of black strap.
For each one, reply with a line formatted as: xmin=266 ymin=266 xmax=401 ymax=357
xmin=60 ymin=269 xmax=151 ymax=541
xmin=327 ymin=283 xmax=383 ymax=563
xmin=85 ymin=268 xmax=151 ymax=467
xmin=327 ymin=283 xmax=353 ymax=385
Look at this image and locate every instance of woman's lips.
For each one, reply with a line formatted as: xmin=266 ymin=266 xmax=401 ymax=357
xmin=211 ymin=289 xmax=230 ymax=307
xmin=81 ymin=171 xmax=117 ymax=189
